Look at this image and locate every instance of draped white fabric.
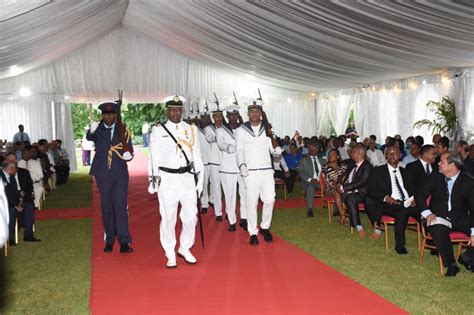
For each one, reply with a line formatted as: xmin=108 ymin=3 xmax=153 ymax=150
xmin=317 ymin=70 xmax=474 ymax=142
xmin=326 ymin=92 xmax=353 ymax=136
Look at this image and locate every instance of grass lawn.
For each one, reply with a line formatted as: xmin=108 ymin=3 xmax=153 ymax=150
xmin=271 ymin=205 xmax=474 ymax=314
xmin=0 ymin=218 xmax=92 ymax=314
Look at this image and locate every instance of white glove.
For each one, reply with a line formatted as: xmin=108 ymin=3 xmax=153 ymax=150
xmin=147 ymin=182 xmax=156 ymax=194
xmin=90 ymin=121 xmax=99 ymax=133
xmin=123 ymin=151 xmax=133 ymax=161
xmin=147 ymin=176 xmax=160 ymax=194
xmin=240 ymin=165 xmax=249 ymax=177
xmin=227 ymin=144 xmax=236 ymax=154
xmin=273 ymin=146 xmax=282 ymax=156
xmin=196 ymin=174 xmax=203 ymax=196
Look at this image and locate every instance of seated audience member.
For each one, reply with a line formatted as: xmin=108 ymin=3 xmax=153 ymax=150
xmin=416 ymin=151 xmax=474 ymax=276
xmin=298 ymin=141 xmax=326 ymax=217
xmin=345 ymin=123 xmax=358 ymax=138
xmin=432 ymin=133 xmax=442 ymax=145
xmin=403 ymin=141 xmax=421 ymax=165
xmin=336 ymin=146 xmax=372 ymax=236
xmin=18 ymin=147 xmax=44 ymax=209
xmin=283 ymin=144 xmax=303 ymax=198
xmin=463 ymin=144 xmax=474 ymax=176
xmin=322 ymin=148 xmax=349 ymax=224
xmin=369 ymin=135 xmax=381 ymax=149
xmin=367 ymin=138 xmax=385 ymax=166
xmin=380 ymin=136 xmax=394 ymax=154
xmin=1 ymin=159 xmax=40 ymax=245
xmin=415 ymin=135 xmax=424 ymax=146
xmin=367 ymin=146 xmax=419 ymax=254
xmin=37 ymin=139 xmax=53 ymax=189
xmin=394 ymin=138 xmax=407 ymax=160
xmin=455 ymin=140 xmax=469 ymax=161
xmin=15 ymin=141 xmax=25 ymax=161
xmin=406 ymin=144 xmax=438 ymax=192
xmin=334 ymin=137 xmax=350 ymax=161
xmin=12 ymin=124 xmax=31 ymax=145
xmin=435 ymin=137 xmax=449 ymax=164
xmin=55 ymin=139 xmax=70 ymax=184
xmin=273 ymin=154 xmax=290 ymax=183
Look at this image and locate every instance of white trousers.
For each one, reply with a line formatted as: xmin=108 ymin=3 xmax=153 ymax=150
xmin=200 ymin=165 xmax=210 ymax=208
xmin=209 ymin=164 xmax=222 ymax=216
xmin=33 ymin=182 xmax=44 ymax=208
xmin=244 ymin=170 xmax=275 ymax=236
xmin=220 ymin=173 xmax=248 ymax=225
xmin=157 ymin=173 xmax=197 ymax=259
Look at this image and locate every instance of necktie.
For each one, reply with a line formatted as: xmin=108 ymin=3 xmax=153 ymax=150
xmin=10 ymin=175 xmax=18 ymax=191
xmin=350 ymin=166 xmax=357 ymax=182
xmin=20 ymin=132 xmax=24 ymax=142
xmin=425 ymin=163 xmax=431 ymax=176
xmin=312 ymin=157 xmax=319 ymax=177
xmin=445 ymin=177 xmax=451 ymax=210
xmin=393 ymin=170 xmax=405 ymax=200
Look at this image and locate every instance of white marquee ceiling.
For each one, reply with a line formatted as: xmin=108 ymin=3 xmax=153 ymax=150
xmin=1 ymin=0 xmax=473 ymax=91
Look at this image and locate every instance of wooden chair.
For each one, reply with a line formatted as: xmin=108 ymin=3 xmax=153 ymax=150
xmin=378 ymin=215 xmax=421 ymax=252
xmin=312 ymin=174 xmax=325 ymax=214
xmin=420 ymin=225 xmax=470 ymax=274
xmin=275 ymin=178 xmax=287 ymax=200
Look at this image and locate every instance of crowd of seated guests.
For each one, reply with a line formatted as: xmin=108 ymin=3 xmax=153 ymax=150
xmin=0 ymin=126 xmax=71 ymax=248
xmin=273 ymin=130 xmax=474 ymax=277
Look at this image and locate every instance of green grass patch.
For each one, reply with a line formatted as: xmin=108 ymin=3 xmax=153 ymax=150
xmin=42 ymin=173 xmax=92 ymax=210
xmin=272 ymin=207 xmax=474 ymax=314
xmin=0 ymin=218 xmax=92 ymax=314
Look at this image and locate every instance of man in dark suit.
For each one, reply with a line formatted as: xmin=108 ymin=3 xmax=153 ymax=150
xmin=1 ymin=159 xmax=39 ymax=245
xmin=367 ymin=146 xmax=419 ymax=254
xmin=298 ymin=141 xmax=326 ymax=217
xmin=87 ymin=102 xmax=134 ymax=253
xmin=337 ymin=145 xmax=372 ymax=236
xmin=416 ymin=151 xmax=474 ymax=276
xmin=406 ymin=144 xmax=438 ymax=190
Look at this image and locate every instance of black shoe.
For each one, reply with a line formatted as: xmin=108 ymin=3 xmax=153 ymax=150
xmin=458 ymin=254 xmax=473 ymax=272
xmin=307 ymin=211 xmax=314 ymax=218
xmin=201 ymin=207 xmax=208 ymax=214
xmin=239 ymin=219 xmax=248 ymax=231
xmin=120 ymin=244 xmax=134 ymax=253
xmin=445 ymin=264 xmax=460 ymax=277
xmin=395 ymin=247 xmax=408 ymax=255
xmin=216 ymin=215 xmax=223 ymax=222
xmin=249 ymin=235 xmax=259 ymax=245
xmin=104 ymin=243 xmax=113 ymax=253
xmin=8 ymin=240 xmax=16 ymax=246
xmin=23 ymin=237 xmax=41 ymax=242
xmin=228 ymin=224 xmax=236 ymax=232
xmin=259 ymin=229 xmax=273 ymax=243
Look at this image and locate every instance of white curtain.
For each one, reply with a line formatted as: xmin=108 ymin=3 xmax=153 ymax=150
xmin=453 ymin=69 xmax=474 ymax=142
xmin=326 ymin=92 xmax=353 ymax=136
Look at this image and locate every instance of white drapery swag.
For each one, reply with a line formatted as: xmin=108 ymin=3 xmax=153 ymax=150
xmin=0 ymin=96 xmax=76 ymax=172
xmin=317 ymin=70 xmax=473 ymax=142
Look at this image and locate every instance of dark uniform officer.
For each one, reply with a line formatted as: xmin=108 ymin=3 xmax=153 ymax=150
xmin=87 ymin=102 xmax=134 ymax=253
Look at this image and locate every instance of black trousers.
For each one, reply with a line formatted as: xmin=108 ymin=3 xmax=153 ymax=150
xmin=343 ymin=193 xmax=365 ymax=227
xmin=55 ymin=164 xmax=70 ymax=185
xmin=95 ymin=172 xmax=132 ymax=245
xmin=427 ymin=216 xmax=474 ymax=267
xmin=274 ymin=169 xmax=298 ymax=194
xmin=9 ymin=201 xmax=35 ymax=241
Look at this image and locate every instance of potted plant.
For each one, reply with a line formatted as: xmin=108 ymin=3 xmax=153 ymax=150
xmin=413 ymin=96 xmax=459 ymax=140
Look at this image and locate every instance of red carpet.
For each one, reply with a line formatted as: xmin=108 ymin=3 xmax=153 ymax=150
xmin=36 ymin=208 xmax=93 ymax=220
xmin=90 ymin=152 xmax=406 ymax=315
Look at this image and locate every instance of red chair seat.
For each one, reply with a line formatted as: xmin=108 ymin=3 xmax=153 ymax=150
xmin=324 ymin=195 xmax=335 ymax=202
xmin=449 ymin=231 xmax=470 ymax=241
xmin=357 ymin=203 xmax=365 ymax=210
xmin=275 ymin=178 xmax=284 ymax=185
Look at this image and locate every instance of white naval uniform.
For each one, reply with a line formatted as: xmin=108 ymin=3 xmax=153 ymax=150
xmin=216 ymin=124 xmax=247 ymax=225
xmin=198 ymin=127 xmax=211 ymax=209
xmin=236 ymin=122 xmax=282 ymax=236
xmin=18 ymin=159 xmax=44 ymax=208
xmin=148 ymin=120 xmax=204 ymax=260
xmin=204 ymin=124 xmax=223 ymax=216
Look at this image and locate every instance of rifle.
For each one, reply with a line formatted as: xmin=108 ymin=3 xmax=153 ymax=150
xmin=213 ymin=92 xmax=220 ymax=111
xmin=257 ymin=89 xmax=279 ymax=148
xmin=116 ymin=89 xmax=131 ymax=153
xmin=232 ymin=91 xmax=244 ymax=125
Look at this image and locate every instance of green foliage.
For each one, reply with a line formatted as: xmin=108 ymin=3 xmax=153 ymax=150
xmin=71 ymin=103 xmax=101 ymax=140
xmin=413 ymin=96 xmax=457 ymax=136
xmin=121 ymin=103 xmax=167 ymax=139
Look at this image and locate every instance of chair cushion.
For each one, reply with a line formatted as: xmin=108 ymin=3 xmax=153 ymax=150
xmin=275 ymin=178 xmax=284 ymax=185
xmin=449 ymin=231 xmax=470 ymax=241
xmin=357 ymin=203 xmax=365 ymax=210
xmin=324 ymin=195 xmax=335 ymax=202
xmin=381 ymin=215 xmax=418 ymax=224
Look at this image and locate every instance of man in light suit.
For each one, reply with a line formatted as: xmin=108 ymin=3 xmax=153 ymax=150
xmin=298 ymin=141 xmax=326 ymax=217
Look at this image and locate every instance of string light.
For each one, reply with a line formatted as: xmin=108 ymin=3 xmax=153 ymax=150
xmin=422 ymin=79 xmax=427 ymax=85
xmin=287 ymin=98 xmax=292 ymax=103
xmin=441 ymin=77 xmax=450 ymax=84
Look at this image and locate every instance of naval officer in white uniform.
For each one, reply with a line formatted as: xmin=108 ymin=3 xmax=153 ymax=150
xmin=236 ymin=101 xmax=282 ymax=245
xmin=197 ymin=108 xmax=212 ymax=214
xmin=148 ymin=96 xmax=204 ymax=268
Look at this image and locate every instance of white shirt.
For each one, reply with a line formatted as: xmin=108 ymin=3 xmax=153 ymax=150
xmin=2 ymin=170 xmax=21 ymax=190
xmin=204 ymin=125 xmax=222 ymax=165
xmin=387 ymin=164 xmax=409 ymax=201
xmin=198 ymin=127 xmax=210 ymax=165
xmin=403 ymin=154 xmax=418 ymax=165
xmin=339 ymin=147 xmax=350 ymax=161
xmin=0 ymin=184 xmax=9 ymax=247
xmin=310 ymin=155 xmax=322 ymax=180
xmin=236 ymin=122 xmax=282 ymax=171
xmin=142 ymin=122 xmax=150 ymax=134
xmin=419 ymin=158 xmax=432 ymax=176
xmin=82 ymin=135 xmax=94 ymax=151
xmin=148 ymin=120 xmax=203 ymax=180
xmin=367 ymin=148 xmax=385 ymax=166
xmin=216 ymin=125 xmax=239 ymax=173
xmin=18 ymin=159 xmax=43 ymax=183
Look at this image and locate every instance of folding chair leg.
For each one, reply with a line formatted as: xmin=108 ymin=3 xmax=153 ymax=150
xmin=419 ymin=239 xmax=426 ymax=262
xmin=439 ymin=256 xmax=444 ymax=275
xmin=15 ymin=218 xmax=19 ymax=244
xmin=416 ymin=223 xmax=421 ymax=250
xmin=384 ymin=223 xmax=389 ymax=252
xmin=284 ymin=185 xmax=287 ymax=200
xmin=3 ymin=242 xmax=7 ymax=257
xmin=328 ymin=202 xmax=332 ymax=224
